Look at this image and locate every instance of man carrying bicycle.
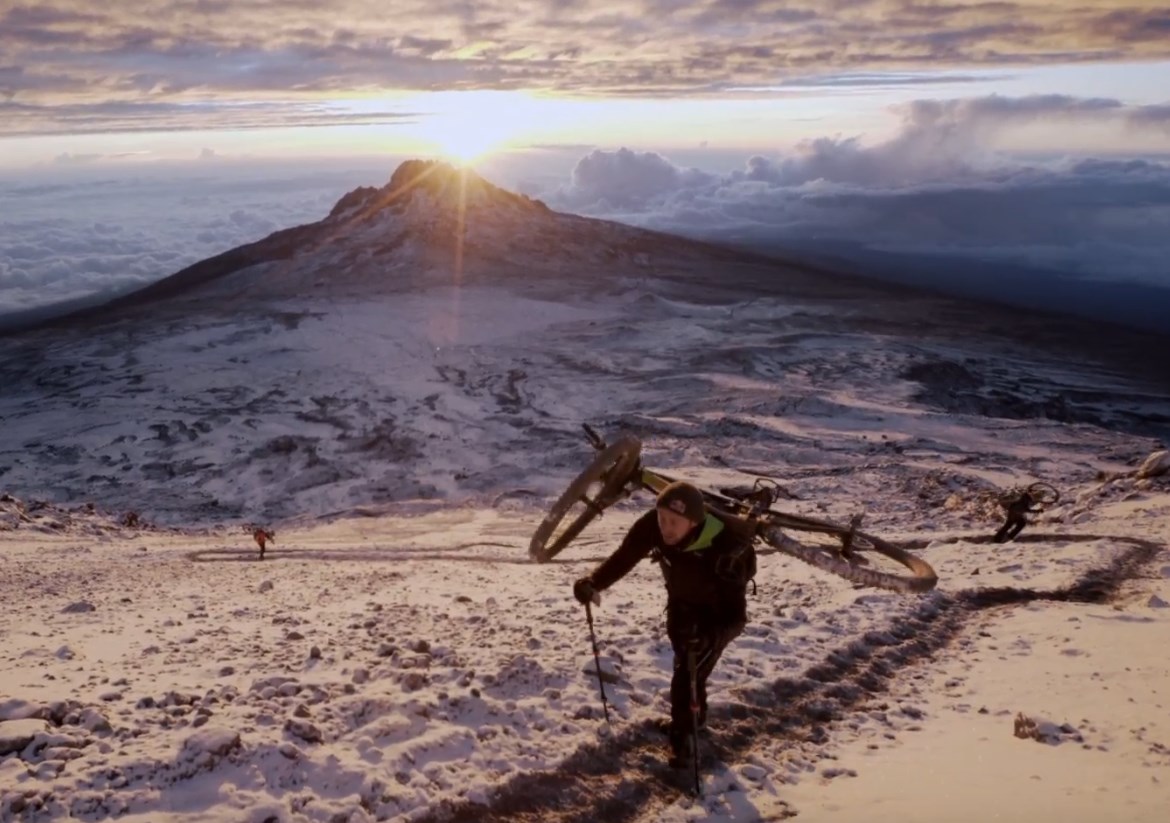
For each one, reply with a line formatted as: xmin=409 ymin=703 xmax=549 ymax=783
xmin=572 ymin=480 xmax=756 ymax=767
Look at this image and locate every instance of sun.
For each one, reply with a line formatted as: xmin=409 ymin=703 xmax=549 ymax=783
xmin=430 ymin=126 xmax=502 ymax=165
xmin=412 ymin=90 xmax=559 ymax=165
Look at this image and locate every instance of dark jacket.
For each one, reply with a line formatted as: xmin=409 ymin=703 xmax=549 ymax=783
xmin=589 ymin=510 xmax=756 ymax=621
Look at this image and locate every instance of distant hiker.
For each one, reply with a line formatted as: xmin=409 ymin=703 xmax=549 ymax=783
xmin=253 ymin=527 xmax=275 ymax=559
xmin=572 ymin=481 xmax=756 ymax=767
xmin=993 ymin=491 xmax=1042 ymax=543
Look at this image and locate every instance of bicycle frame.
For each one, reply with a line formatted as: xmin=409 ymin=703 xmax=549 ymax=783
xmin=534 ymin=423 xmax=937 ymax=592
xmin=592 ymin=460 xmax=776 ymax=553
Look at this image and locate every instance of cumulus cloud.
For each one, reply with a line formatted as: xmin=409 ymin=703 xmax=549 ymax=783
xmin=545 ymin=95 xmax=1170 ymax=294
xmin=0 ymin=160 xmax=393 ymax=316
xmin=564 ymin=148 xmax=717 ymax=208
xmin=2 ymin=2 xmax=1169 ymax=133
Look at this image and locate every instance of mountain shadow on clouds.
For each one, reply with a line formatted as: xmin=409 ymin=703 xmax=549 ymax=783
xmin=720 ymin=237 xmax=1170 ymax=337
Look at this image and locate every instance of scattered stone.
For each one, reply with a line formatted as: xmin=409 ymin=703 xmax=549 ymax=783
xmin=402 ymin=672 xmax=427 ymax=692
xmin=739 ymin=764 xmax=769 ymax=782
xmin=352 ymin=668 xmax=370 ymax=685
xmin=258 ymin=580 xmax=274 ymax=593
xmin=1013 ymin=712 xmax=1080 ymax=744
xmin=60 ymin=601 xmax=95 ymax=614
xmin=163 ymin=691 xmax=196 ymax=707
xmin=286 ymin=631 xmax=305 ymax=641
xmin=285 ymin=718 xmax=322 ymax=744
xmin=46 ymin=702 xmax=70 ymax=725
xmin=78 ymin=708 xmax=111 ymax=734
xmin=309 ymin=646 xmax=321 ymax=660
xmin=0 ymin=719 xmax=48 ymax=756
xmin=1148 ymin=595 xmax=1169 ymax=609
xmin=0 ymin=700 xmax=45 ymax=723
xmin=218 ymin=666 xmax=235 ymax=677
xmin=182 ymin=727 xmax=241 ymax=759
xmin=581 ymin=664 xmax=620 ymax=685
xmin=250 ymin=676 xmax=298 ymax=694
xmin=31 ymin=760 xmax=64 ymax=780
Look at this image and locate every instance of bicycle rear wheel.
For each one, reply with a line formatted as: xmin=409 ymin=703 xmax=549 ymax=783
xmin=760 ymin=511 xmax=937 ymax=593
xmin=529 ymin=435 xmax=642 ymax=562
xmin=1027 ymin=482 xmax=1060 ymax=506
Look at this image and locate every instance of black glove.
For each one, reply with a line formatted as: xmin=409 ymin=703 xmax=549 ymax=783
xmin=573 ymin=576 xmax=599 ymax=605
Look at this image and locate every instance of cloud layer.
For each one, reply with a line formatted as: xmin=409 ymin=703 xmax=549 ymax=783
xmin=2 ymin=94 xmax=1167 ymax=335
xmin=3 ymin=1 xmax=1170 ymax=134
xmin=545 ymin=95 xmax=1170 ymax=292
xmin=0 ymin=159 xmax=392 ymax=317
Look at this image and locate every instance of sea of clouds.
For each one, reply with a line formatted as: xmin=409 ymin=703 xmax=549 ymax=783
xmin=3 ymin=95 xmax=1169 ymax=331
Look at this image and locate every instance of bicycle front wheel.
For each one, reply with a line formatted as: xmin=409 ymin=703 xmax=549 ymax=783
xmin=529 ymin=435 xmax=642 ymax=562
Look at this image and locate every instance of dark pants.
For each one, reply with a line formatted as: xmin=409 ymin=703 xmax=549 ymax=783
xmin=666 ymin=601 xmax=745 ymax=737
xmin=994 ymin=516 xmax=1026 ymax=543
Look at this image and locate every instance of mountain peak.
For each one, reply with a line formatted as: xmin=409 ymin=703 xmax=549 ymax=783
xmin=327 ymin=159 xmax=550 ymax=222
xmin=37 ymin=157 xmax=744 ymax=320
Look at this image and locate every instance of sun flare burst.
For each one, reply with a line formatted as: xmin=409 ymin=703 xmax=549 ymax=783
xmin=411 ymin=90 xmax=565 ymax=165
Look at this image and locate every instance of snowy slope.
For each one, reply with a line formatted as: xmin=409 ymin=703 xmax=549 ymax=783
xmin=2 ymin=162 xmax=1167 ymax=525
xmin=2 ymin=159 xmax=1170 ymax=823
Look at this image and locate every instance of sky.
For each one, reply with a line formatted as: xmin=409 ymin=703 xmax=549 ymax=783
xmin=1 ymin=1 xmax=1169 ymax=324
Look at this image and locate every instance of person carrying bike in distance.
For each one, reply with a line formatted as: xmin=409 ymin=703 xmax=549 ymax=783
xmin=573 ymin=480 xmax=756 ymax=767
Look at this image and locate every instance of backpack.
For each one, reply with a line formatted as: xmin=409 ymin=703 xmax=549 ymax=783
xmin=715 ymin=538 xmax=757 ymax=594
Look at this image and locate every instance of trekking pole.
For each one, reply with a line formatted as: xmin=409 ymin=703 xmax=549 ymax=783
xmin=687 ymin=642 xmax=702 ymax=797
xmin=584 ymin=601 xmax=612 ymax=725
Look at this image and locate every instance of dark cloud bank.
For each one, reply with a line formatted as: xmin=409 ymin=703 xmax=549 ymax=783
xmin=542 ymin=95 xmax=1170 ymax=334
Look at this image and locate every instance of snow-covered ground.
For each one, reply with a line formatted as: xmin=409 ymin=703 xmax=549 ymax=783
xmin=2 ymin=162 xmax=1169 ymax=821
xmin=2 ymin=484 xmax=1168 ymax=822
